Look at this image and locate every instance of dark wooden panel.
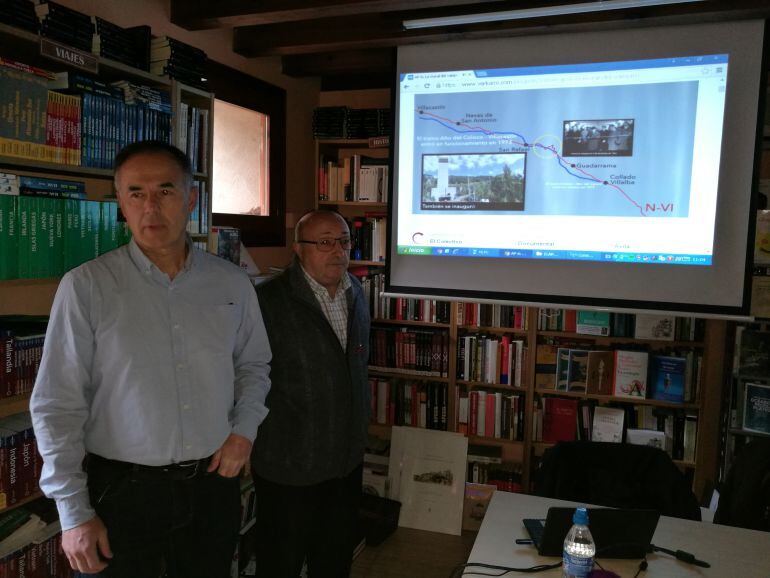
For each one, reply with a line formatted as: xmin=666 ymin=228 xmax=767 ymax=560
xmin=171 ymin=0 xmax=506 ymax=30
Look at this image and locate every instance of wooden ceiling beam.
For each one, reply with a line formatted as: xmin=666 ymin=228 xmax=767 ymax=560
xmin=281 ymin=48 xmax=394 ymax=77
xmin=170 ymin=0 xmax=505 ymax=30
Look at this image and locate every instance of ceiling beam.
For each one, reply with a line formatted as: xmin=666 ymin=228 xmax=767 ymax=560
xmin=232 ymin=0 xmax=770 ymax=57
xmin=171 ymin=0 xmax=505 ymax=30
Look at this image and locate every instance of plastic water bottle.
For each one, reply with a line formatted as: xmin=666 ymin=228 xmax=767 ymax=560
xmin=562 ymin=507 xmax=595 ymax=578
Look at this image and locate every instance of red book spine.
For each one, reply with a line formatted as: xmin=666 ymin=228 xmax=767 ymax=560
xmin=485 ymin=393 xmax=496 ymax=438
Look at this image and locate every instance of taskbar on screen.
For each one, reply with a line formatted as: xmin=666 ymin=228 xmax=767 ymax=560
xmin=396 ymin=246 xmax=712 ymax=265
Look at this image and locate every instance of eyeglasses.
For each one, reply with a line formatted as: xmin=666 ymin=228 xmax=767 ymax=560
xmin=297 ymin=237 xmax=353 ymax=252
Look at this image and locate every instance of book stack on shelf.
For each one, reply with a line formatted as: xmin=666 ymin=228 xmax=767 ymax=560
xmin=34 ymin=0 xmax=93 ymax=53
xmin=458 ymin=302 xmax=528 ymax=330
xmin=175 ymin=101 xmax=209 ymax=174
xmin=370 ymin=378 xmax=448 ymax=431
xmin=150 ymin=36 xmax=208 ymax=91
xmin=347 ymin=216 xmax=386 ymax=263
xmin=458 ymin=390 xmax=525 ymax=442
xmin=532 ymin=308 xmax=704 ymax=466
xmin=1 ymin=317 xmax=47 ymax=398
xmin=0 ymin=501 xmax=68 ymax=577
xmin=209 ymin=226 xmax=241 ymax=266
xmin=318 ymin=153 xmax=389 ymax=203
xmin=456 ymin=334 xmax=526 ymax=387
xmin=360 ymin=274 xmax=451 ymax=324
xmin=312 ymin=107 xmax=390 ymax=140
xmin=369 ymin=327 xmax=449 ymax=378
xmin=186 ymin=180 xmax=209 ymax=238
xmin=91 ymin=17 xmax=151 ymax=72
xmin=0 ymin=174 xmax=131 ymax=280
xmin=1 ymin=0 xmax=39 ymax=34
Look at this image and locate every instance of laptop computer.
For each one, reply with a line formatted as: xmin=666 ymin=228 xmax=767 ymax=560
xmin=522 ymin=507 xmax=660 ymax=559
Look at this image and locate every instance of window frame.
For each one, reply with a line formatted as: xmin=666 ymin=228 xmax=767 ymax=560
xmin=205 ymin=60 xmax=286 ymax=247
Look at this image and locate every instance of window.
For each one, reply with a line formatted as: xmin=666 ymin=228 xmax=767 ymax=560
xmin=205 ymin=60 xmax=286 ymax=246
xmin=212 ymin=99 xmax=270 ymax=216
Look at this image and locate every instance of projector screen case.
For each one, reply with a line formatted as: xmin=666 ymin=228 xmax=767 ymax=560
xmin=388 ymin=19 xmax=768 ymax=316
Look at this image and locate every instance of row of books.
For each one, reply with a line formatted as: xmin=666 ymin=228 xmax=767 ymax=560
xmin=457 ymin=391 xmax=526 ymax=441
xmin=537 ymin=308 xmax=704 ymax=341
xmin=1 ymin=0 xmax=38 ymax=34
xmin=533 ymin=397 xmax=698 ymax=462
xmin=348 ymin=216 xmax=386 ymax=262
xmin=0 ymin=412 xmax=41 ymax=510
xmin=0 ymin=193 xmax=131 ymax=280
xmin=313 ymin=107 xmax=390 ymax=139
xmin=177 ymin=102 xmax=210 ymax=174
xmin=150 ymin=35 xmax=208 ymax=91
xmin=0 ymin=58 xmax=173 ymax=168
xmin=0 ymin=529 xmax=68 ymax=577
xmin=456 ymin=334 xmax=526 ymax=387
xmin=0 ymin=317 xmax=47 ymax=398
xmin=457 ymin=302 xmax=529 ymax=330
xmin=368 ymin=328 xmax=450 ymax=377
xmin=359 ymin=272 xmax=452 ymax=323
xmin=317 ymin=153 xmax=389 ymax=203
xmin=537 ymin=345 xmax=702 ymax=404
xmin=369 ymin=378 xmax=449 ymax=431
xmin=186 ymin=180 xmax=209 ymax=236
xmin=466 ymin=445 xmax=524 ymax=492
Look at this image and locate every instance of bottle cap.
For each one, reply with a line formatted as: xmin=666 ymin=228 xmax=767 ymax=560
xmin=573 ymin=507 xmax=589 ymax=525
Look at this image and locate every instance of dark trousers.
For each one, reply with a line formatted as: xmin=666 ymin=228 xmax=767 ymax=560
xmin=76 ymin=455 xmax=241 ymax=578
xmin=253 ymin=464 xmax=363 ymax=578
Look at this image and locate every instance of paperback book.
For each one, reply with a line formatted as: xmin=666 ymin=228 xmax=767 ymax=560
xmin=648 ymin=355 xmax=686 ymax=403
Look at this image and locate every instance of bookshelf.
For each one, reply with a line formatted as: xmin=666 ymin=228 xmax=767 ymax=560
xmin=362 ymin=298 xmax=726 ymax=501
xmin=0 ymin=14 xmax=217 ymax=571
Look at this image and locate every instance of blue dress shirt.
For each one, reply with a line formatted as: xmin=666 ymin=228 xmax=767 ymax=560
xmin=30 ymin=239 xmax=271 ymax=530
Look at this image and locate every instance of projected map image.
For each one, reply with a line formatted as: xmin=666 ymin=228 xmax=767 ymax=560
xmin=411 ymin=82 xmax=698 ymax=218
xmin=421 ymin=152 xmax=526 ymax=211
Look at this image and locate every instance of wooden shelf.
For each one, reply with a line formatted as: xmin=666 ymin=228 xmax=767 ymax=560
xmin=0 ymin=491 xmax=44 ymax=514
xmin=316 ymin=138 xmax=388 ymax=148
xmin=534 ymin=388 xmax=699 ymax=410
xmin=0 ymin=394 xmax=32 ymax=420
xmin=0 ymin=22 xmax=170 ymax=88
xmin=319 ymin=201 xmax=387 ymax=209
xmin=538 ymin=331 xmax=703 ymax=348
xmin=457 ymin=381 xmax=527 ymax=392
xmin=368 ymin=368 xmax=450 ymax=382
xmin=467 ymin=435 xmax=523 ymax=447
xmin=458 ymin=325 xmax=528 ymax=335
xmin=372 ymin=318 xmax=450 ymax=328
xmin=0 ymin=278 xmax=60 ymax=316
xmin=350 ymin=260 xmax=386 ymax=267
xmin=0 ymin=156 xmax=113 ymax=179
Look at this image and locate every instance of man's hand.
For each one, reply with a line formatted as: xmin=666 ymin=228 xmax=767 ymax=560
xmin=207 ymin=433 xmax=252 ymax=477
xmin=62 ymin=516 xmax=112 ymax=573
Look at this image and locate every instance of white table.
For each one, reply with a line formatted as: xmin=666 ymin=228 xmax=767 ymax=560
xmin=466 ymin=492 xmax=770 ymax=577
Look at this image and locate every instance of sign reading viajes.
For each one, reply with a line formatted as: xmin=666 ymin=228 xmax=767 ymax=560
xmin=40 ymin=37 xmax=98 ymax=74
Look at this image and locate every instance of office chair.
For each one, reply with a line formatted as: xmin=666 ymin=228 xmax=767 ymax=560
xmin=534 ymin=440 xmax=702 ymax=521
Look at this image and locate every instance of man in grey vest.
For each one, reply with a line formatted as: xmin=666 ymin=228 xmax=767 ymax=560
xmin=252 ymin=210 xmax=370 ymax=577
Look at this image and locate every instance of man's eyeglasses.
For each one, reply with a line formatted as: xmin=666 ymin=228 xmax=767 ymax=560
xmin=297 ymin=237 xmax=353 ymax=252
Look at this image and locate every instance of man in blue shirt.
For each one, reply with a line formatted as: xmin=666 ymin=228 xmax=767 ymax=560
xmin=30 ymin=141 xmax=271 ymax=577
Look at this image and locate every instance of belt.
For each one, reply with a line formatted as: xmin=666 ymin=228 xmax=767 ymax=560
xmin=87 ymin=453 xmax=212 ymax=481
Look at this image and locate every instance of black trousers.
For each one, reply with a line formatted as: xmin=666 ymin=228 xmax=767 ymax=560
xmin=253 ymin=464 xmax=363 ymax=578
xmin=76 ymin=455 xmax=241 ymax=578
